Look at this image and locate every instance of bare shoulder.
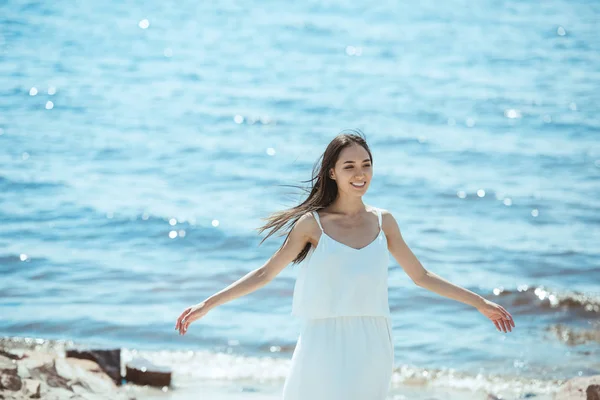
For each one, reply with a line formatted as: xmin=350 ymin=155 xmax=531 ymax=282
xmin=260 ymin=211 xmax=322 ymax=280
xmin=376 ymin=208 xmax=401 ymax=236
xmin=290 ymin=211 xmax=322 ymax=245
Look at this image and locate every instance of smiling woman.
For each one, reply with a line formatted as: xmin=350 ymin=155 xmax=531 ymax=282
xmin=175 ymin=129 xmax=515 ymax=400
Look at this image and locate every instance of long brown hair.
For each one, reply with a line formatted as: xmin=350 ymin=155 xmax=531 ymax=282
xmin=255 ymin=129 xmax=373 ymax=265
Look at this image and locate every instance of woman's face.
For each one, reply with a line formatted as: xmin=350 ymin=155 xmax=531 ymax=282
xmin=329 ymin=144 xmax=372 ymax=196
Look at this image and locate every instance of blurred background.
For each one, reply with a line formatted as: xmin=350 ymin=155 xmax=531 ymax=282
xmin=1 ymin=0 xmax=599 ymax=399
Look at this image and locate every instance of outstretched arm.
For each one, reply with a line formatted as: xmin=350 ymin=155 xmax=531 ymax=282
xmin=175 ymin=212 xmax=316 ymax=335
xmin=381 ymin=209 xmax=515 ymax=333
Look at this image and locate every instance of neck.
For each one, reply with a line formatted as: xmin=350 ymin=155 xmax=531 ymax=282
xmin=327 ymin=194 xmax=366 ymax=217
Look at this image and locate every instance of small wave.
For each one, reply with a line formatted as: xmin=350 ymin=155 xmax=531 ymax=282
xmin=0 ymin=175 xmax=65 ymax=191
xmin=490 ymin=285 xmax=600 ymax=315
xmin=120 ymin=347 xmax=563 ymax=398
xmin=390 ymin=363 xmax=562 ymax=397
xmin=545 ymin=322 xmax=600 ymax=346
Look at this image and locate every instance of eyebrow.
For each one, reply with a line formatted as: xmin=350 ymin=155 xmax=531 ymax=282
xmin=343 ymin=159 xmax=371 ymax=164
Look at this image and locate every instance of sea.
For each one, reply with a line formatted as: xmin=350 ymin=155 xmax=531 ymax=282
xmin=1 ymin=0 xmax=599 ymax=399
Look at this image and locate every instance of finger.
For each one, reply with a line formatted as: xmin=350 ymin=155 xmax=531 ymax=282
xmin=499 ymin=311 xmax=512 ymax=331
xmin=181 ymin=316 xmax=192 ymax=335
xmin=503 ymin=312 xmax=515 ymax=328
xmin=495 ymin=318 xmax=504 ymax=333
xmin=177 ymin=314 xmax=185 ymax=332
xmin=507 ymin=312 xmax=515 ymax=327
xmin=176 ymin=308 xmax=190 ymax=330
xmin=180 ymin=318 xmax=188 ymax=335
xmin=499 ymin=319 xmax=508 ymax=333
xmin=493 ymin=320 xmax=501 ymax=332
xmin=179 ymin=317 xmax=187 ymax=335
xmin=499 ymin=306 xmax=515 ymax=326
xmin=176 ymin=310 xmax=185 ymax=329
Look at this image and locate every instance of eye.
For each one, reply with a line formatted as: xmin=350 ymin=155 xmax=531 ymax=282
xmin=345 ymin=164 xmax=371 ymax=169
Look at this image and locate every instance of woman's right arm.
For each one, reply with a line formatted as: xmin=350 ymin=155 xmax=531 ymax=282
xmin=175 ymin=212 xmax=315 ymax=335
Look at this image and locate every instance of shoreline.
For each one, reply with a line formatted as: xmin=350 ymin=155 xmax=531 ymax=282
xmin=0 ymin=335 xmax=596 ymax=400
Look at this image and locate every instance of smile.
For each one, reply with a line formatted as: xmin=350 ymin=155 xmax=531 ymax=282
xmin=351 ymin=182 xmax=365 ymax=187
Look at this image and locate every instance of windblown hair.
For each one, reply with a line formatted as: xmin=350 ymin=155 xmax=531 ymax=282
xmin=255 ymin=129 xmax=373 ymax=265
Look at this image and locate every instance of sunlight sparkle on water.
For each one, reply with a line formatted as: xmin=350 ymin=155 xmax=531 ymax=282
xmin=504 ymin=109 xmax=521 ymax=119
xmin=517 ymin=284 xmax=529 ymax=292
xmin=345 ymin=46 xmax=362 ymax=56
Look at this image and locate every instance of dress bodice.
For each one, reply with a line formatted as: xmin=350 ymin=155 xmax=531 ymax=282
xmin=291 ymin=207 xmax=391 ymax=319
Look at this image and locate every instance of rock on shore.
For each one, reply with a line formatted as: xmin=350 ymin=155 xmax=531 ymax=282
xmin=554 ymin=375 xmax=600 ymax=400
xmin=0 ymin=346 xmax=135 ymax=400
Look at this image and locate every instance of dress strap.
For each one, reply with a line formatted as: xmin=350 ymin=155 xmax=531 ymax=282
xmin=375 ymin=207 xmax=382 ymax=229
xmin=311 ymin=211 xmax=323 ymax=232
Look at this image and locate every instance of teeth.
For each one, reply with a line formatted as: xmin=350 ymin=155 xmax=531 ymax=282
xmin=351 ymin=182 xmax=365 ymax=187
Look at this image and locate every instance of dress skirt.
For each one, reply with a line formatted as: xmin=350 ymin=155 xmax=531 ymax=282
xmin=282 ymin=315 xmax=394 ymax=400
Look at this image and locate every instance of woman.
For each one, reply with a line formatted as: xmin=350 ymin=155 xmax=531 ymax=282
xmin=175 ymin=130 xmax=515 ymax=399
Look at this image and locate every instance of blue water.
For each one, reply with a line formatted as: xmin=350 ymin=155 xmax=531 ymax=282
xmin=1 ymin=0 xmax=599 ymax=397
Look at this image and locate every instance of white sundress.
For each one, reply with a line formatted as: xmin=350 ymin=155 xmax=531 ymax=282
xmin=283 ymin=207 xmax=394 ymax=400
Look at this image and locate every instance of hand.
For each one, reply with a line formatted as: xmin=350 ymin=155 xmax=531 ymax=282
xmin=477 ymin=298 xmax=515 ymax=333
xmin=175 ymin=301 xmax=210 ymax=335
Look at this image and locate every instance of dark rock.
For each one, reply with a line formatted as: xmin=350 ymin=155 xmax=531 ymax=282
xmin=1 ymin=341 xmax=135 ymax=400
xmin=66 ymin=348 xmax=121 ymax=386
xmin=588 ymin=384 xmax=600 ymax=400
xmin=125 ymin=357 xmax=171 ymax=387
xmin=0 ymin=372 xmax=22 ymax=392
xmin=0 ymin=355 xmax=22 ymax=391
xmin=0 ymin=350 xmax=23 ymax=361
xmin=555 ymin=375 xmax=600 ymax=400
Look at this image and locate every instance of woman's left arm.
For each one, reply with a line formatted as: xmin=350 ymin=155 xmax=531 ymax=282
xmin=381 ymin=209 xmax=515 ymax=333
